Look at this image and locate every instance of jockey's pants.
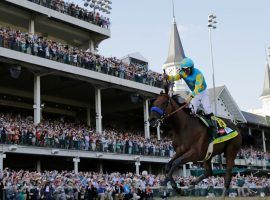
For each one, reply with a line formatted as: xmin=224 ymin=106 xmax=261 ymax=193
xmin=190 ymin=89 xmax=212 ymax=114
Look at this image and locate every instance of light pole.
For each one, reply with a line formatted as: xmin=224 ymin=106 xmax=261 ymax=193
xmin=208 ymin=14 xmax=218 ymax=115
xmin=83 ymin=0 xmax=112 ymax=14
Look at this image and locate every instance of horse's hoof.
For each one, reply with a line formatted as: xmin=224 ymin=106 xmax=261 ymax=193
xmin=171 ymin=183 xmax=181 ymax=195
xmin=176 ymin=188 xmax=182 ymax=195
xmin=188 ymin=184 xmax=195 ymax=191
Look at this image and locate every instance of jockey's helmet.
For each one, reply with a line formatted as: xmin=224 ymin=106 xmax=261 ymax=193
xmin=180 ymin=58 xmax=194 ymax=70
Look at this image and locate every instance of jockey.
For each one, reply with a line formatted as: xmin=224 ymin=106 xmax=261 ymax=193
xmin=166 ymin=57 xmax=217 ymax=139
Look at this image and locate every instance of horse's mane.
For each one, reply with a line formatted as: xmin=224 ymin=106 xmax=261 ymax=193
xmin=172 ymin=95 xmax=193 ymax=115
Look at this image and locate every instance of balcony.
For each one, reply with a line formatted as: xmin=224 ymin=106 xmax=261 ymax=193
xmin=1 ymin=0 xmax=110 ymax=38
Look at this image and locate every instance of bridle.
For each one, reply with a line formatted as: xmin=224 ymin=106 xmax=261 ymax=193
xmin=150 ymin=95 xmax=187 ymax=124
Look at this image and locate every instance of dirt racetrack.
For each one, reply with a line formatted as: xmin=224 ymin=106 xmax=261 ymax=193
xmin=157 ymin=198 xmax=270 ymax=200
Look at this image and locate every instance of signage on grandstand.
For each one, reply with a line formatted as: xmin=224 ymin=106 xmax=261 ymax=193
xmin=266 ymin=115 xmax=270 ymax=125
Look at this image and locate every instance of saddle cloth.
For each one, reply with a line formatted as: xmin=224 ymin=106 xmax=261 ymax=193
xmin=198 ymin=115 xmax=239 ymax=161
xmin=197 ymin=115 xmax=238 ymax=142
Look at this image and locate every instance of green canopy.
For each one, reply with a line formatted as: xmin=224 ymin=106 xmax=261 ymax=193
xmin=190 ymin=167 xmax=247 ymax=176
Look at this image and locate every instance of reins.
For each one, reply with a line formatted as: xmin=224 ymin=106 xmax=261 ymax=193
xmin=163 ymin=102 xmax=187 ymax=119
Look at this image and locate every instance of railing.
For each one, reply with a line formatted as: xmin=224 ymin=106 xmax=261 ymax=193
xmin=0 ymin=136 xmax=174 ymax=158
xmin=0 ymin=37 xmax=163 ymax=88
xmin=1 ymin=186 xmax=269 ymax=199
xmin=212 ymin=155 xmax=270 ymax=167
xmin=26 ymin=0 xmax=110 ymax=29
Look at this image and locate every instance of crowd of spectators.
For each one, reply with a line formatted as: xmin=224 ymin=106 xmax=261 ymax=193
xmin=1 ymin=111 xmax=270 ymax=163
xmin=0 ymin=26 xmax=163 ymax=87
xmin=0 ymin=169 xmax=157 ymax=200
xmin=237 ymin=148 xmax=270 ymax=160
xmin=236 ymin=148 xmax=270 ymax=167
xmin=1 ymin=169 xmax=270 ymax=199
xmin=173 ymin=174 xmax=270 ymax=197
xmin=27 ymin=0 xmax=110 ymax=29
xmin=0 ymin=112 xmax=174 ymax=158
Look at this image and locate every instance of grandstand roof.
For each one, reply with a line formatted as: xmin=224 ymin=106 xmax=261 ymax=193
xmin=261 ymin=62 xmax=270 ymax=97
xmin=208 ymin=86 xmax=247 ymax=122
xmin=241 ymin=111 xmax=270 ymax=127
xmin=208 ymin=86 xmax=224 ymax=103
xmin=121 ymin=52 xmax=148 ymax=63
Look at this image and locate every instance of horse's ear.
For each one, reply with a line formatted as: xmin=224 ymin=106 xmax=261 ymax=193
xmin=163 ymin=69 xmax=169 ymax=94
xmin=163 ymin=84 xmax=169 ymax=94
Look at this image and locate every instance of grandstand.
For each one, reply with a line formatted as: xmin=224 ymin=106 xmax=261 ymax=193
xmin=0 ymin=0 xmax=167 ymax=175
xmin=0 ymin=1 xmax=270 ymax=198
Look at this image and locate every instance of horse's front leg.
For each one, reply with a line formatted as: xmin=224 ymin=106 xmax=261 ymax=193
xmin=189 ymin=159 xmax=213 ymax=190
xmin=164 ymin=149 xmax=196 ymax=194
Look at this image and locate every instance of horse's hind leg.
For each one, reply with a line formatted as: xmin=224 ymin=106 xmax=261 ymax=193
xmin=222 ymin=144 xmax=238 ymax=197
xmin=189 ymin=159 xmax=213 ymax=189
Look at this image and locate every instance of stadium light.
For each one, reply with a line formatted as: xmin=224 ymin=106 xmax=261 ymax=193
xmin=130 ymin=93 xmax=140 ymax=103
xmin=208 ymin=14 xmax=218 ymax=115
xmin=134 ymin=155 xmax=140 ymax=162
xmin=8 ymin=145 xmax=18 ymax=151
xmin=9 ymin=65 xmax=21 ymax=79
xmin=83 ymin=0 xmax=112 ymax=14
xmin=96 ymin=153 xmax=103 ymax=157
xmin=51 ymin=149 xmax=59 ymax=154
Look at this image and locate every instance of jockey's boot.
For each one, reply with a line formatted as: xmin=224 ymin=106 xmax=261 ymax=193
xmin=205 ymin=113 xmax=218 ymax=140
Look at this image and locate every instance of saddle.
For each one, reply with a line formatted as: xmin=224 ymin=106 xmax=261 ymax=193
xmin=197 ymin=114 xmax=234 ymax=138
xmin=172 ymin=94 xmax=237 ymax=138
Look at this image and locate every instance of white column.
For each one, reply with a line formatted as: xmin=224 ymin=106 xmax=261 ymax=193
xmin=29 ymin=17 xmax=35 ymax=33
xmin=37 ymin=160 xmax=41 ymax=172
xmin=87 ymin=107 xmax=91 ymax=127
xmin=34 ymin=75 xmax=41 ymax=125
xmin=73 ymin=157 xmax=80 ymax=174
xmin=248 ymin=128 xmax=252 ymax=135
xmin=0 ymin=154 xmax=6 ymax=171
xmin=262 ymin=130 xmax=266 ymax=153
xmin=89 ymin=39 xmax=95 ymax=52
xmin=143 ymin=99 xmax=150 ymax=139
xmin=99 ymin=162 xmax=103 ymax=174
xmin=157 ymin=123 xmax=161 ymax=140
xmin=135 ymin=161 xmax=140 ymax=175
xmin=95 ymin=88 xmax=102 ymax=134
xmin=182 ymin=164 xmax=187 ymax=177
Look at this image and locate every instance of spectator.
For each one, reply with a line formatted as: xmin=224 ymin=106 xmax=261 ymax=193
xmin=28 ymin=0 xmax=110 ymax=29
xmin=0 ymin=26 xmax=162 ymax=88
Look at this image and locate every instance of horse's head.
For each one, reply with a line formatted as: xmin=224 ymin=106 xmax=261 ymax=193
xmin=149 ymin=92 xmax=175 ymax=128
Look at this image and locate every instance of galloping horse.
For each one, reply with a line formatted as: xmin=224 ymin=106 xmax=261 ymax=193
xmin=148 ymin=87 xmax=242 ymax=197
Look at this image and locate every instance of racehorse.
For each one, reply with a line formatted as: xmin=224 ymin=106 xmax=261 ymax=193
xmin=148 ymin=86 xmax=243 ymax=197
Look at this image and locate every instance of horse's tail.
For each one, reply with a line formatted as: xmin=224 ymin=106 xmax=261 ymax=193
xmin=241 ymin=133 xmax=257 ymax=147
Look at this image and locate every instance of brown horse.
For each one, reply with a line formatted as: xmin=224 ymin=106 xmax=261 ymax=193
xmin=148 ymin=90 xmax=242 ymax=197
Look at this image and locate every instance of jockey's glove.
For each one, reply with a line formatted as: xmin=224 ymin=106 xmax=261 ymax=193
xmin=185 ymin=94 xmax=194 ymax=104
